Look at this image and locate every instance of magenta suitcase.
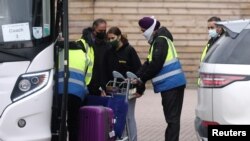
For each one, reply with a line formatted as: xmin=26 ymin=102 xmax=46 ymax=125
xmin=78 ymin=106 xmax=115 ymax=141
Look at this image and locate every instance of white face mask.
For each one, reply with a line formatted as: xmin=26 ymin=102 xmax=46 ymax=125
xmin=143 ymin=19 xmax=156 ymax=43
xmin=208 ymin=29 xmax=218 ymax=38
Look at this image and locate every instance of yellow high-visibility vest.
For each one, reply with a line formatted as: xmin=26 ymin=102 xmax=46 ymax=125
xmin=58 ymin=47 xmax=89 ymax=100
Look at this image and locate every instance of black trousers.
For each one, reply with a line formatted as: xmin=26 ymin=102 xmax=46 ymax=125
xmin=58 ymin=94 xmax=82 ymax=141
xmin=161 ymin=85 xmax=185 ymax=141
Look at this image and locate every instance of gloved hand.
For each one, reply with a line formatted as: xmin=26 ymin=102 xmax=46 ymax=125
xmin=135 ymin=80 xmax=146 ymax=97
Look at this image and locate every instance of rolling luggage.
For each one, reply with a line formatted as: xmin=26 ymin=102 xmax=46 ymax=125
xmin=85 ymin=94 xmax=128 ymax=139
xmin=83 ymin=71 xmax=136 ymax=140
xmin=78 ymin=106 xmax=115 ymax=141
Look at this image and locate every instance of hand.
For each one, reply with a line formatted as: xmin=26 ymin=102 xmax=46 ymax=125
xmin=131 ymin=78 xmax=142 ymax=85
xmin=131 ymin=79 xmax=138 ymax=85
xmin=134 ymin=93 xmax=142 ymax=98
xmin=128 ymin=92 xmax=142 ymax=100
xmin=135 ymin=81 xmax=146 ymax=96
xmin=99 ymin=87 xmax=106 ymax=96
xmin=101 ymin=90 xmax=106 ymax=96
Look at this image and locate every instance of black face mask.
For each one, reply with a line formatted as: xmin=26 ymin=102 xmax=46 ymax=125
xmin=96 ymin=31 xmax=106 ymax=40
xmin=109 ymin=40 xmax=119 ymax=49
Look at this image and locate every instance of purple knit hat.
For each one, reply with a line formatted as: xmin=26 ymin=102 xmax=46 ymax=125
xmin=138 ymin=16 xmax=160 ymax=30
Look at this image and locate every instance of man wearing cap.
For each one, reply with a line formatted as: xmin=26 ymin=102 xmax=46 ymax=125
xmin=134 ymin=16 xmax=186 ymax=141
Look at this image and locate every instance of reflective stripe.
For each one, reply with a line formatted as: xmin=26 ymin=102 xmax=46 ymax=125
xmin=59 ymin=78 xmax=85 ymax=87
xmin=163 ymin=58 xmax=178 ymax=67
xmin=58 ymin=78 xmax=63 ymax=83
xmin=152 ymin=69 xmax=183 ymax=83
xmin=69 ymin=78 xmax=85 ymax=86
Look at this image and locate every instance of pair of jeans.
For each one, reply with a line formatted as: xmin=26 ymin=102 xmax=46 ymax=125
xmin=161 ymin=85 xmax=185 ymax=141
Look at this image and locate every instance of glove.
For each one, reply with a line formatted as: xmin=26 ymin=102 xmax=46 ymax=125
xmin=136 ymin=81 xmax=146 ymax=96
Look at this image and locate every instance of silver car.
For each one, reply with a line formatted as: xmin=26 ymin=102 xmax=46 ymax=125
xmin=195 ymin=19 xmax=250 ymax=141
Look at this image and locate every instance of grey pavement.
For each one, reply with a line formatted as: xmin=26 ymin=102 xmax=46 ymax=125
xmin=135 ymin=89 xmax=197 ymax=141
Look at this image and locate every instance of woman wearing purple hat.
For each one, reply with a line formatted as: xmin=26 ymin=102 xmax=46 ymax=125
xmin=134 ymin=16 xmax=186 ymax=141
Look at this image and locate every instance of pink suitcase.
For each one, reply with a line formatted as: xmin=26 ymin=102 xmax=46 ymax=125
xmin=78 ymin=106 xmax=115 ymax=141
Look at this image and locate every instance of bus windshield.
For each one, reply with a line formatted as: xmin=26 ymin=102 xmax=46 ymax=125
xmin=0 ymin=0 xmax=54 ymax=62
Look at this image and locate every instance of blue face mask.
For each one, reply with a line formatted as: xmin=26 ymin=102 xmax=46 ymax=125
xmin=208 ymin=29 xmax=218 ymax=38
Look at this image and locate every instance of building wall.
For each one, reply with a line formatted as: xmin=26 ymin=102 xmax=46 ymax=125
xmin=68 ymin=0 xmax=250 ymax=88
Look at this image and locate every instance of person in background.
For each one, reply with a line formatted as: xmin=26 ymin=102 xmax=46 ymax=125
xmin=200 ymin=16 xmax=224 ymax=61
xmin=134 ymin=16 xmax=186 ymax=141
xmin=198 ymin=16 xmax=224 ymax=85
xmin=105 ymin=26 xmax=143 ymax=141
xmin=77 ymin=18 xmax=111 ymax=96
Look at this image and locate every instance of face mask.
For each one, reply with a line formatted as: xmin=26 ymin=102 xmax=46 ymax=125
xmin=96 ymin=31 xmax=106 ymax=40
xmin=109 ymin=40 xmax=119 ymax=49
xmin=143 ymin=19 xmax=156 ymax=43
xmin=208 ymin=29 xmax=218 ymax=38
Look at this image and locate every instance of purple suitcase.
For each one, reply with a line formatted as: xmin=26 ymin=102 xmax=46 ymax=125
xmin=79 ymin=106 xmax=115 ymax=141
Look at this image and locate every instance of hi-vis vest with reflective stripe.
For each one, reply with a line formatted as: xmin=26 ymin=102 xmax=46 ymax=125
xmin=78 ymin=39 xmax=94 ymax=85
xmin=149 ymin=36 xmax=186 ymax=93
xmin=58 ymin=48 xmax=89 ymax=100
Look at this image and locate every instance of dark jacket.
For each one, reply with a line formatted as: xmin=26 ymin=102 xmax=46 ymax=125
xmin=104 ymin=42 xmax=145 ymax=94
xmin=206 ymin=36 xmax=219 ymax=53
xmin=104 ymin=42 xmax=141 ymax=81
xmin=77 ymin=27 xmax=111 ymax=96
xmin=137 ymin=27 xmax=173 ymax=83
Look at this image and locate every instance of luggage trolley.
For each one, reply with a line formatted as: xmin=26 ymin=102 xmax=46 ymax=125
xmin=105 ymin=71 xmax=132 ymax=141
xmin=106 ymin=71 xmax=140 ymax=141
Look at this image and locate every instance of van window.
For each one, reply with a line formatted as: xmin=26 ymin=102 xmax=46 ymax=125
xmin=204 ymin=29 xmax=250 ymax=65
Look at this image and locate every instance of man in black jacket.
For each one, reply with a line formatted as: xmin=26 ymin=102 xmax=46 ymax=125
xmin=135 ymin=16 xmax=186 ymax=141
xmin=77 ymin=18 xmax=111 ymax=96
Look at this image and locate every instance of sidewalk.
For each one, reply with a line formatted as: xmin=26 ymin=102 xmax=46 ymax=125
xmin=135 ymin=89 xmax=197 ymax=141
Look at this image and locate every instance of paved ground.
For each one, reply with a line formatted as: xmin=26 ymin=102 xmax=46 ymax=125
xmin=135 ymin=89 xmax=197 ymax=141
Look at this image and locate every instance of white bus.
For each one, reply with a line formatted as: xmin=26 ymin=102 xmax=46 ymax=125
xmin=0 ymin=0 xmax=66 ymax=140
